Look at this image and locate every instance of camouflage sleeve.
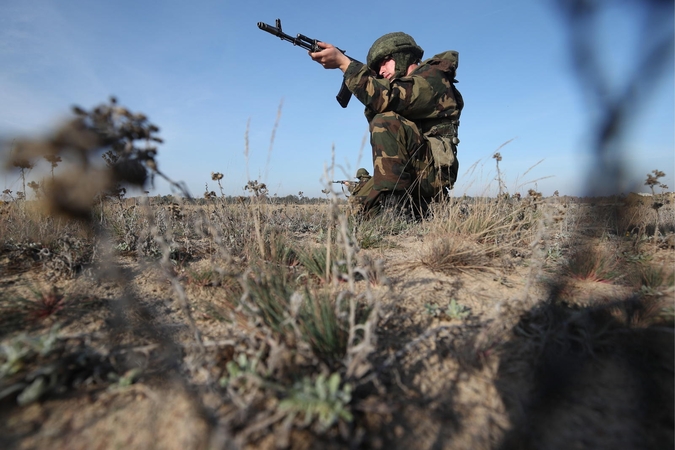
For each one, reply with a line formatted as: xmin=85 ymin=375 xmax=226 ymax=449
xmin=343 ymin=60 xmax=445 ymax=120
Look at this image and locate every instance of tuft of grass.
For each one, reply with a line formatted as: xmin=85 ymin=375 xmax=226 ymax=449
xmin=428 ymin=195 xmax=539 ymax=252
xmin=352 ymin=208 xmax=414 ymax=249
xmin=241 ymin=266 xmax=371 ymax=366
xmin=240 ymin=266 xmax=296 ymax=336
xmin=631 ymin=263 xmax=675 ymax=294
xmin=296 ymin=245 xmax=351 ymax=282
xmin=26 ymin=286 xmax=67 ymax=320
xmin=355 ymin=227 xmax=386 ymax=249
xmin=1 ymin=286 xmax=68 ymax=326
xmin=417 ymin=234 xmax=493 ymax=274
xmin=564 ymin=243 xmax=622 ymax=283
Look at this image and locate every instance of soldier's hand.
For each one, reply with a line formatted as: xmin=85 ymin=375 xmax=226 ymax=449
xmin=309 ymin=42 xmax=351 ymax=72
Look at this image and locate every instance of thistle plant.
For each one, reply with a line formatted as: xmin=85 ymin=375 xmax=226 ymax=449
xmin=5 ymin=97 xmax=190 ymax=220
xmin=211 ymin=172 xmax=225 ymax=197
xmin=493 ymin=151 xmax=505 ymax=198
xmin=204 ymin=184 xmax=216 ymax=200
xmin=244 ymin=180 xmax=268 ymax=199
xmin=11 ymin=154 xmax=33 ymax=202
xmin=44 ymin=154 xmax=62 ymax=179
xmin=645 ymin=169 xmax=668 ymax=239
xmin=645 ymin=169 xmax=666 ymax=196
xmin=27 ymin=181 xmax=41 ymax=199
xmin=492 ymin=138 xmax=514 ymax=198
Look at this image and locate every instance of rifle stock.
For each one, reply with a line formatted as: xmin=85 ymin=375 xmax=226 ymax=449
xmin=257 ymin=19 xmax=356 ymax=108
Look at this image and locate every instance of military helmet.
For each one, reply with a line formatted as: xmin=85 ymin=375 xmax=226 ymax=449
xmin=366 ymin=32 xmax=424 ymax=71
xmin=356 ymin=168 xmax=370 ymax=178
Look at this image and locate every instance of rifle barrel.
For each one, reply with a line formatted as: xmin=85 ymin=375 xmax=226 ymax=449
xmin=257 ymin=21 xmax=316 ymax=52
xmin=258 ymin=19 xmax=355 ymax=108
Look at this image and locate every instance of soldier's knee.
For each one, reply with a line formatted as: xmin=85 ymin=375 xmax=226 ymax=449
xmin=369 ymin=111 xmax=402 ymax=131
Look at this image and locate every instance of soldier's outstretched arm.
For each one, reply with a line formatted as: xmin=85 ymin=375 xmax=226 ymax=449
xmin=309 ymin=42 xmax=352 ymax=72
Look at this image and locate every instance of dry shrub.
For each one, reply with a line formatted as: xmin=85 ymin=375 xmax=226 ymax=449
xmin=0 ymin=199 xmax=90 ymax=247
xmin=415 ymin=233 xmax=493 ymax=275
xmin=429 ymin=195 xmax=539 ymax=252
xmin=40 ymin=168 xmax=112 ymax=221
xmin=352 ymin=207 xmax=416 ymax=249
xmin=564 ymin=242 xmax=623 ymax=283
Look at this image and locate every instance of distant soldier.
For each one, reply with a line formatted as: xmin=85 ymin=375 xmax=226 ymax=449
xmin=347 ymin=168 xmax=375 ymax=215
xmin=333 ymin=168 xmax=371 ymax=193
xmin=348 ymin=168 xmax=372 ymax=194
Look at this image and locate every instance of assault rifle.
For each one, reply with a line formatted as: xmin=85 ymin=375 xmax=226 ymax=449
xmin=257 ymin=19 xmax=357 ymax=108
xmin=332 ymin=180 xmax=354 ymax=186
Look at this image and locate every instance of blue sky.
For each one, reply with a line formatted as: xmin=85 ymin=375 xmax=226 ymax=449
xmin=1 ymin=0 xmax=673 ymax=199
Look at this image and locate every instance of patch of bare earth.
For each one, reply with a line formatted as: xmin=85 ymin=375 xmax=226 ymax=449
xmin=1 ymin=381 xmax=209 ymax=450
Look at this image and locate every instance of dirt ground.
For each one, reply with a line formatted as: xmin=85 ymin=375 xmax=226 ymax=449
xmin=0 ymin=202 xmax=673 ymax=450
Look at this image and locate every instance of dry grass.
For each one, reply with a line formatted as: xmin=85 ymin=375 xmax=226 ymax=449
xmin=415 ymin=233 xmax=494 ymax=274
xmin=0 ymin=99 xmax=673 ymax=450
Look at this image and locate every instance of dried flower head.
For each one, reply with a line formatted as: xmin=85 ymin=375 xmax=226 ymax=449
xmin=527 ymin=189 xmax=542 ymax=199
xmin=645 ymin=169 xmax=666 ymax=192
xmin=244 ymin=180 xmax=268 ymax=197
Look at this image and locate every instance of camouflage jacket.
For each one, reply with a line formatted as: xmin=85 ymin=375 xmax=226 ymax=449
xmin=343 ymin=51 xmax=464 ymax=133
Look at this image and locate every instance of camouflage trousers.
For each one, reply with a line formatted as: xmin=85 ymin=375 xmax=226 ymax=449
xmin=353 ymin=112 xmax=453 ymax=214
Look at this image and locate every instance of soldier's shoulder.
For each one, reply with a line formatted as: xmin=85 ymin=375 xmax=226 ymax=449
xmin=421 ymin=51 xmax=459 ymax=71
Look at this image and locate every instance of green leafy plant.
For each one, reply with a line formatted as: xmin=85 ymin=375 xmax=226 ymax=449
xmin=445 ymin=298 xmax=471 ymax=320
xmin=279 ymin=373 xmax=353 ymax=432
xmin=424 ymin=302 xmax=442 ymax=317
xmin=425 ymin=299 xmax=471 ymax=320
xmin=108 ymin=368 xmax=142 ymax=388
xmin=218 ymin=353 xmax=263 ymax=388
xmin=0 ymin=328 xmax=59 ymax=379
xmin=0 ymin=327 xmax=61 ymax=405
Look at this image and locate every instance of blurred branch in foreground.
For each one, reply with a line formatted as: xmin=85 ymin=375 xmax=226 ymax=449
xmin=554 ymin=0 xmax=674 ymax=195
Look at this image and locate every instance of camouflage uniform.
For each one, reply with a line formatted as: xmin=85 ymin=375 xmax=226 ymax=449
xmin=347 ymin=168 xmax=374 ymax=215
xmin=348 ymin=168 xmax=372 ymax=194
xmin=343 ymin=40 xmax=464 ymax=214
